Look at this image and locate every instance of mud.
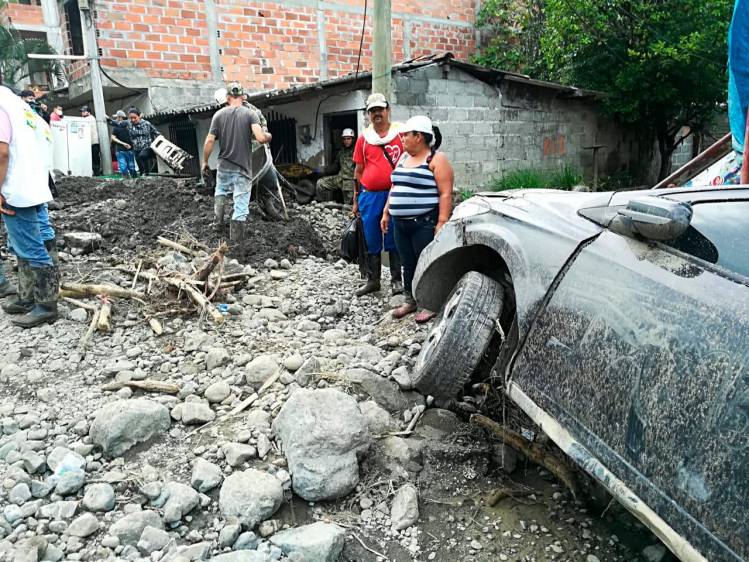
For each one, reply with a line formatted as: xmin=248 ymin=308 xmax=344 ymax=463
xmin=51 ymin=175 xmax=326 ymax=263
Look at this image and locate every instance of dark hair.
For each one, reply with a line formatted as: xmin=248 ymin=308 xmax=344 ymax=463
xmin=127 ymin=107 xmax=141 ymax=116
xmin=20 ymin=90 xmax=34 ymax=98
xmin=422 ymin=126 xmax=443 ymax=163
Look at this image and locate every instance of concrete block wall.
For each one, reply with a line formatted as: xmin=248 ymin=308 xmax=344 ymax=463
xmin=395 ymin=66 xmax=641 ymax=190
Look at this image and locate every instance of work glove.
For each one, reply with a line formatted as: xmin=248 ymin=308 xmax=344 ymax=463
xmin=0 ymin=194 xmax=15 ymax=216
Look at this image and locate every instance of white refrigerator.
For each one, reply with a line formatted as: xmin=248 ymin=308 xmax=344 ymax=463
xmin=51 ymin=117 xmax=93 ymax=176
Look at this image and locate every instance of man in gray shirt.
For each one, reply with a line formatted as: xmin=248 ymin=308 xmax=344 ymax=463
xmin=202 ymin=82 xmax=272 ymax=255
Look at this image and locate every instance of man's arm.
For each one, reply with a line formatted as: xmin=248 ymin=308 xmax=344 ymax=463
xmin=0 ymin=142 xmax=9 ymax=189
xmin=202 ymin=133 xmax=216 ymax=170
xmin=251 ymin=123 xmax=272 ymax=144
xmin=110 ymin=134 xmax=130 ymax=149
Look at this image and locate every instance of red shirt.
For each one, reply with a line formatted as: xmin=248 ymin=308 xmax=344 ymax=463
xmin=353 ymin=131 xmax=404 ymax=191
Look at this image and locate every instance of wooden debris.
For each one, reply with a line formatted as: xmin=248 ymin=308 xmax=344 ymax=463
xmin=62 ymin=282 xmax=143 ymax=300
xmin=194 ymin=242 xmax=229 ymax=282
xmin=80 ymin=305 xmax=102 ymax=349
xmin=97 ymin=301 xmax=112 ymax=332
xmin=146 ymin=315 xmax=163 ymax=336
xmin=486 ymin=487 xmax=537 ymax=507
xmin=63 ymin=297 xmax=97 ymax=312
xmin=471 ymin=414 xmax=579 ymax=498
xmin=101 ymin=379 xmax=180 ymax=394
xmin=157 ymin=236 xmax=201 ymax=256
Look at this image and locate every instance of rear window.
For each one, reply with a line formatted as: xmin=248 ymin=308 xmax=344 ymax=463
xmin=666 ymin=201 xmax=749 ymax=278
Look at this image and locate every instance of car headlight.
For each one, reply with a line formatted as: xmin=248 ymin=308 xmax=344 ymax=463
xmin=450 ymin=197 xmax=493 ymax=221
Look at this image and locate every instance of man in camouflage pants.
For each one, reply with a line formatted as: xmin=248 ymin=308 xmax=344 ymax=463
xmin=316 ymin=128 xmax=356 ymax=204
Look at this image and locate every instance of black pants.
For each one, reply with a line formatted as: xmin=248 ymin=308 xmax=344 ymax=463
xmin=135 ymin=148 xmax=155 ymax=176
xmin=91 ymin=144 xmax=101 ymax=176
xmin=393 ymin=208 xmax=438 ymax=297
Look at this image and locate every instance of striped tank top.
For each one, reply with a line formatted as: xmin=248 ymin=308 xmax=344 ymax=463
xmin=389 ymin=156 xmax=439 ymax=217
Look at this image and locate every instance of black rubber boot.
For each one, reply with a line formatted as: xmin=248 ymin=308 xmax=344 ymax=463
xmin=12 ymin=265 xmax=59 ymax=328
xmin=389 ymin=252 xmax=403 ymax=295
xmin=0 ymin=279 xmax=16 ymax=298
xmin=356 ymin=254 xmax=382 ymax=296
xmin=214 ymin=195 xmax=227 ymax=230
xmin=229 ymin=220 xmax=246 ymax=261
xmin=44 ymin=238 xmax=59 ymax=266
xmin=2 ymin=259 xmax=33 ymax=315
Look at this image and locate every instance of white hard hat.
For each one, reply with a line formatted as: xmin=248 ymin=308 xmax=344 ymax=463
xmin=214 ymin=87 xmax=228 ymax=105
xmin=403 ymin=115 xmax=436 ymax=145
xmin=342 ymin=128 xmax=355 ymax=138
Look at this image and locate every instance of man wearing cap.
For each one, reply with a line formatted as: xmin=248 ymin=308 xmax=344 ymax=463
xmin=352 ymin=92 xmax=403 ymax=297
xmin=315 ymin=128 xmax=356 ymax=203
xmin=20 ymin=90 xmax=49 ymax=122
xmin=80 ymin=106 xmax=100 ymax=176
xmin=111 ymin=110 xmax=137 ymax=179
xmin=202 ymin=82 xmax=272 ymax=257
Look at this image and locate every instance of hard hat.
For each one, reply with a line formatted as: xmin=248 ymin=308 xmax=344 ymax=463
xmin=214 ymin=87 xmax=228 ymax=105
xmin=226 ymin=82 xmax=244 ymax=97
xmin=342 ymin=128 xmax=355 ymax=138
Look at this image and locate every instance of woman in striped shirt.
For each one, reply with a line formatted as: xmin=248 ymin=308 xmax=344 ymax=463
xmin=381 ymin=115 xmax=454 ymax=321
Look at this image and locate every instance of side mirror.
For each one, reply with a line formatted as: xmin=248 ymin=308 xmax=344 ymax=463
xmin=610 ymin=196 xmax=692 ymax=241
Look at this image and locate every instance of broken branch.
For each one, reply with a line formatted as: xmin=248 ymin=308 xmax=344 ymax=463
xmin=157 ymin=236 xmax=201 ymax=256
xmin=101 ymin=380 xmax=181 ymax=394
xmin=193 ymin=242 xmax=229 ymax=282
xmin=80 ymin=305 xmax=102 ymax=349
xmin=62 ymin=282 xmax=144 ymax=300
xmin=97 ymin=301 xmax=112 ymax=332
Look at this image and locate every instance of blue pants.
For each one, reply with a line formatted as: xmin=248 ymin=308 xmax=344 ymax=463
xmin=3 ymin=204 xmax=53 ymax=268
xmin=358 ymin=189 xmax=396 ymax=255
xmin=117 ymin=150 xmax=137 ymax=177
xmin=393 ymin=208 xmax=438 ymax=296
xmin=216 ymin=170 xmax=251 ymax=221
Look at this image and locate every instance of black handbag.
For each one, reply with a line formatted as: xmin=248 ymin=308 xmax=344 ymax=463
xmin=339 ymin=216 xmax=359 ymax=263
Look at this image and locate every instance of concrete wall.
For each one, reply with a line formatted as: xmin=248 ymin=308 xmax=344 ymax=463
xmin=393 ymin=65 xmax=643 ymax=190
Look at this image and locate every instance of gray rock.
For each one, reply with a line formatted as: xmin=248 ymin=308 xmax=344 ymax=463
xmin=642 ymin=544 xmax=668 ymax=562
xmin=191 ymin=458 xmax=223 ymax=493
xmin=206 ymin=347 xmax=231 ymax=371
xmin=184 ymin=330 xmax=212 ymax=352
xmin=391 ymin=484 xmax=419 ymax=531
xmin=256 ymin=434 xmax=271 ymax=459
xmin=207 ymin=552 xmax=270 ymax=562
xmin=272 ymin=388 xmax=370 ymax=501
xmin=258 ymin=307 xmax=287 ymax=320
xmin=283 ymin=354 xmax=304 ymax=372
xmin=90 ymin=399 xmax=171 ymax=457
xmin=218 ymin=524 xmax=241 ymax=548
xmin=109 ymin=510 xmax=164 ymax=546
xmin=181 ymin=402 xmax=216 ymax=425
xmin=83 ymin=483 xmax=116 ymax=512
xmin=245 ymin=355 xmax=279 ymax=386
xmin=9 ymin=483 xmax=31 ymax=505
xmin=205 ymin=381 xmax=231 ymax=403
xmin=152 ymin=482 xmax=199 ymax=524
xmin=491 ymin=443 xmax=518 ymax=474
xmin=359 ymin=400 xmax=396 ymax=434
xmin=137 ymin=526 xmax=171 ymax=554
xmin=234 ymin=530 xmax=259 ymax=550
xmin=269 ymin=522 xmax=345 ymax=562
xmin=245 ymin=409 xmax=271 ymax=432
xmin=12 ymin=537 xmax=47 ymax=562
xmin=20 ymin=450 xmax=45 ymax=473
xmin=63 ymin=231 xmax=102 ymax=252
xmin=46 ymin=447 xmax=86 ymax=473
xmin=294 ymin=357 xmax=320 ymax=387
xmin=414 ymin=408 xmax=460 ymax=440
xmin=55 ymin=469 xmax=86 ymax=496
xmin=344 ymin=368 xmax=421 ymax=413
xmin=68 ymin=308 xmax=89 ymax=323
xmin=223 ymin=442 xmax=256 ymax=467
xmin=67 ymin=513 xmax=100 ymax=537
xmin=218 ymin=469 xmax=283 ymax=529
xmin=39 ymin=500 xmax=78 ymax=519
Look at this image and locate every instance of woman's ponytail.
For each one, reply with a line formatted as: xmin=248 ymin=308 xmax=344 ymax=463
xmin=427 ymin=125 xmax=442 ymax=164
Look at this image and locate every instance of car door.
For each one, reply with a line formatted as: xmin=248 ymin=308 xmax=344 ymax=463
xmin=509 ymin=197 xmax=749 ymax=562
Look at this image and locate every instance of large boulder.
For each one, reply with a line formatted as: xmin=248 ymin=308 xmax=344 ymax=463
xmin=206 ymin=552 xmax=271 ymax=562
xmin=272 ymin=388 xmax=370 ymax=501
xmin=90 ymin=399 xmax=170 ymax=457
xmin=269 ymin=522 xmax=346 ymax=562
xmin=151 ymin=481 xmax=199 ymax=524
xmin=218 ymin=470 xmax=283 ymax=529
xmin=109 ymin=510 xmax=163 ymax=546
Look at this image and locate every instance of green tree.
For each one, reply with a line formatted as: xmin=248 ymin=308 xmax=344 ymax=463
xmin=542 ymin=0 xmax=732 ymax=180
xmin=1 ymin=1 xmax=58 ymax=86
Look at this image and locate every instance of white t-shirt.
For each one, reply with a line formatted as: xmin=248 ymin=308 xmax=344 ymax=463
xmin=84 ymin=114 xmax=99 ymax=144
xmin=0 ymin=86 xmax=53 ymax=208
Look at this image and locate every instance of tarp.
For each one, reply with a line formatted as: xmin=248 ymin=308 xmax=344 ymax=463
xmin=729 ymin=0 xmax=749 ymax=152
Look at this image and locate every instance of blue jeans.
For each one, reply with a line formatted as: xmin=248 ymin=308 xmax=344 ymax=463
xmin=216 ymin=170 xmax=251 ymax=221
xmin=3 ymin=204 xmax=53 ymax=268
xmin=393 ymin=208 xmax=438 ymax=296
xmin=358 ymin=189 xmax=396 ymax=255
xmin=117 ymin=150 xmax=137 ymax=177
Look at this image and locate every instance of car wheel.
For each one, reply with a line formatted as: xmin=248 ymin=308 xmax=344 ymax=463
xmin=412 ymin=271 xmax=506 ymax=401
xmin=294 ymin=179 xmax=316 ymax=204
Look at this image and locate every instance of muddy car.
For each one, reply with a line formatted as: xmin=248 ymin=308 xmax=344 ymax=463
xmin=411 ymin=186 xmax=749 ymax=562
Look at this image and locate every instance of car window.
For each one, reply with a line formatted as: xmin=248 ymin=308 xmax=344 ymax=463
xmin=666 ymin=201 xmax=749 ymax=278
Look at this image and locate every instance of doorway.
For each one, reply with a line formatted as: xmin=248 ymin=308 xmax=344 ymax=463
xmin=323 ymin=111 xmax=358 ymax=164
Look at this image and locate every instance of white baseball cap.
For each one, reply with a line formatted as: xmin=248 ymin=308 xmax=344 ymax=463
xmin=365 ymin=92 xmax=388 ymax=110
xmin=342 ymin=128 xmax=355 ymax=138
xmin=403 ymin=115 xmax=435 ymax=143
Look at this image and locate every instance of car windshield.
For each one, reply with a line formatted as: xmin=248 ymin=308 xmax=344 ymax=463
xmin=666 ymin=200 xmax=749 ymax=278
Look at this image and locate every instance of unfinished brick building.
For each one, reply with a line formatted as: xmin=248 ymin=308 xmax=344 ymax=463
xmin=2 ymin=0 xmax=478 ymax=111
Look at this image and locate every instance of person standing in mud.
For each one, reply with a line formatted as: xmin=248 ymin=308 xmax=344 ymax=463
xmin=127 ymin=107 xmax=160 ymax=176
xmin=202 ymin=82 xmax=272 ymax=258
xmin=0 ymin=84 xmax=59 ymax=328
xmin=353 ymin=92 xmax=403 ymax=297
xmin=111 ymin=110 xmax=138 ymax=179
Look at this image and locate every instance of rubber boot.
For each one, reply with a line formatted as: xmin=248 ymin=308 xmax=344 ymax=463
xmin=389 ymin=252 xmax=403 ymax=295
xmin=0 ymin=267 xmax=16 ymax=298
xmin=44 ymin=238 xmax=59 ymax=266
xmin=356 ymin=254 xmax=382 ymax=296
xmin=12 ymin=264 xmax=59 ymax=328
xmin=214 ymin=195 xmax=227 ymax=230
xmin=2 ymin=259 xmax=34 ymax=314
xmin=229 ymin=220 xmax=246 ymax=261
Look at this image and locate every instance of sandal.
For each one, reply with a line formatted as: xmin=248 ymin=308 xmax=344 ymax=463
xmin=414 ymin=309 xmax=437 ymax=324
xmin=392 ymin=302 xmax=417 ymax=319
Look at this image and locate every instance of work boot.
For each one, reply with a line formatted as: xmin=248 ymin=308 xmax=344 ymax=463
xmin=214 ymin=195 xmax=227 ymax=230
xmin=229 ymin=220 xmax=246 ymax=261
xmin=12 ymin=264 xmax=59 ymax=328
xmin=44 ymin=238 xmax=59 ymax=266
xmin=356 ymin=254 xmax=382 ymax=296
xmin=389 ymin=252 xmax=403 ymax=295
xmin=0 ymin=274 xmax=16 ymax=298
xmin=2 ymin=259 xmax=34 ymax=315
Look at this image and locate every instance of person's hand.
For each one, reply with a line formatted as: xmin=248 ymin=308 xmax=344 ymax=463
xmin=0 ymin=195 xmax=15 ymax=216
xmin=435 ymin=220 xmax=447 ymax=235
xmin=380 ymin=214 xmax=389 ymax=234
xmin=124 ymin=143 xmax=131 ymax=150
xmin=40 ymin=103 xmax=47 ymax=112
xmin=202 ymin=161 xmax=209 ymax=171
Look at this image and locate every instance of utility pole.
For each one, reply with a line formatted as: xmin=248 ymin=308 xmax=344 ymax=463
xmin=80 ymin=3 xmax=113 ymax=175
xmin=372 ymin=0 xmax=392 ymax=100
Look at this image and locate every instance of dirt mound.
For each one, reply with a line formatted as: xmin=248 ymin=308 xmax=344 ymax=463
xmin=52 ymin=176 xmax=326 ymax=263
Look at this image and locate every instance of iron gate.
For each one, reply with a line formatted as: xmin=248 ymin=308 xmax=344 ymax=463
xmin=168 ymin=116 xmax=200 ymax=176
xmin=266 ymin=110 xmax=297 ymax=165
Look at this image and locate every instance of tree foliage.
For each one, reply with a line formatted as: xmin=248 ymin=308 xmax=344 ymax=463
xmin=475 ymin=0 xmax=734 ymax=180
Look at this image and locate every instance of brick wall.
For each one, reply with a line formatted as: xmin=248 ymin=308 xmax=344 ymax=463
xmin=2 ymin=2 xmax=43 ymax=27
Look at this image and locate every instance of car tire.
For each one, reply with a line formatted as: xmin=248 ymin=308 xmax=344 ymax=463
xmin=412 ymin=271 xmax=505 ymax=401
xmin=295 ymin=179 xmax=316 ymax=204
